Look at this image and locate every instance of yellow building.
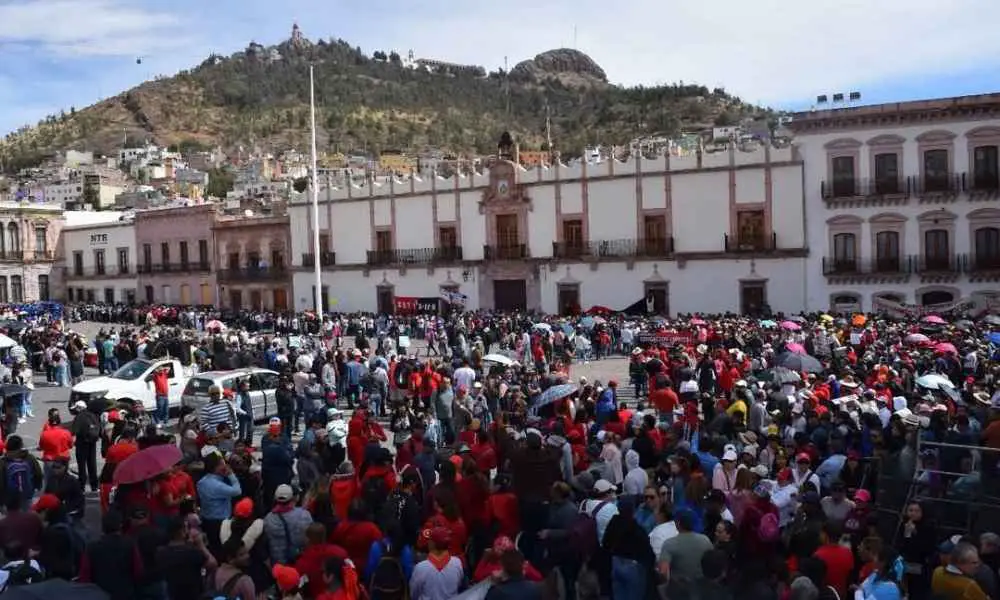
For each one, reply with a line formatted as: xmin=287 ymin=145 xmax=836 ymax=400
xmin=379 ymin=153 xmax=417 ymax=174
xmin=518 ymin=150 xmax=550 ymax=168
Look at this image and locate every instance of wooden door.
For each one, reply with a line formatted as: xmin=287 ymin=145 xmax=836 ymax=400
xmin=494 ymin=279 xmax=527 ymax=311
xmin=377 ymin=288 xmax=394 ymax=314
xmin=273 ymin=288 xmax=288 ymax=311
xmin=741 ymin=283 xmax=766 ymax=316
xmin=496 ymin=214 xmax=519 ymax=250
xmin=558 ymin=285 xmax=580 ymax=315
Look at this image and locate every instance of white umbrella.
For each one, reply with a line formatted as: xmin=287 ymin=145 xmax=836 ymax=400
xmin=483 ymin=353 xmax=515 ymax=366
xmin=915 ymin=373 xmax=955 ymax=390
xmin=532 ymin=323 xmax=552 ymax=331
xmin=0 ymin=334 xmax=17 ymax=349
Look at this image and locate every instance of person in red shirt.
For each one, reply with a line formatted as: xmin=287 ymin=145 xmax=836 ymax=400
xmin=315 ymin=556 xmax=362 ymax=600
xmin=330 ymin=499 xmax=383 ymax=571
xmin=649 ymin=379 xmax=679 ymax=423
xmin=472 ymin=535 xmax=543 ymax=583
xmin=38 ymin=408 xmax=73 ymax=485
xmin=296 ymin=522 xmax=348 ymax=598
xmin=418 ymin=492 xmax=469 ymax=565
xmin=486 ymin=475 xmax=520 ymax=539
xmin=813 ymin=521 xmax=855 ymax=598
xmin=151 ymin=366 xmax=170 ymax=427
xmin=329 ymin=462 xmax=359 ymax=521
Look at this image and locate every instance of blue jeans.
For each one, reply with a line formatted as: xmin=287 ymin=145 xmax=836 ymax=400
xmin=612 ymin=556 xmax=647 ymax=600
xmin=20 ymin=392 xmax=31 ymax=417
xmin=103 ymin=356 xmax=118 ymax=374
xmin=155 ymin=394 xmax=169 ymax=425
xmin=238 ymin=416 xmax=253 ymax=444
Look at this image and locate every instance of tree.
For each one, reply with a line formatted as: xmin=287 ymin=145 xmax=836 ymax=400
xmin=293 ymin=176 xmax=309 ymax=193
xmin=206 ymin=167 xmax=235 ymax=198
xmin=389 ymin=51 xmax=401 ymax=64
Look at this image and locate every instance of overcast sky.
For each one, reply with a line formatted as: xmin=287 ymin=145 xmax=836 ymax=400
xmin=3 ymin=0 xmax=1000 ymax=135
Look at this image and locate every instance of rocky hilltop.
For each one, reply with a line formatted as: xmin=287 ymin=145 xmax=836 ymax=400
xmin=0 ymin=27 xmax=766 ymax=171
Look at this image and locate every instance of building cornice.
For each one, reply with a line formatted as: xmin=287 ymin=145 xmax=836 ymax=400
xmin=789 ymin=93 xmax=1000 ymax=134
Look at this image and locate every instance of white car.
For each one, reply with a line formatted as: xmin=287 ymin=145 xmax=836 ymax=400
xmin=180 ymin=368 xmax=281 ymax=421
xmin=69 ymin=358 xmax=193 ymax=412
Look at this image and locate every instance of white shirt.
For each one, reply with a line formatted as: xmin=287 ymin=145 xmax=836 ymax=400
xmin=454 ymin=366 xmax=476 ymax=392
xmin=649 ymin=521 xmax=678 ymax=555
xmin=582 ymin=499 xmax=619 ymax=544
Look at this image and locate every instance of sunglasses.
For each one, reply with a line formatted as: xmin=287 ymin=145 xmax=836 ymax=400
xmin=644 ymin=495 xmax=657 ymax=500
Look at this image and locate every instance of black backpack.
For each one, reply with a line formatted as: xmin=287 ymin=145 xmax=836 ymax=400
xmin=201 ymin=571 xmax=244 ymax=600
xmin=362 ymin=475 xmax=389 ymax=517
xmin=1 ymin=561 xmax=43 ymax=590
xmin=369 ymin=543 xmax=409 ymax=600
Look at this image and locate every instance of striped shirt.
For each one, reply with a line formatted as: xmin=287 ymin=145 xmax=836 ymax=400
xmin=199 ymin=400 xmax=235 ymax=433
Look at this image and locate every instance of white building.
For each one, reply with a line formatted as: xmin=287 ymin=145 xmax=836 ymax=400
xmin=61 ymin=212 xmax=137 ymax=304
xmin=792 ymin=93 xmax=1000 ymax=313
xmin=288 ymin=135 xmax=807 ymax=315
xmin=43 ymin=180 xmax=84 ymax=207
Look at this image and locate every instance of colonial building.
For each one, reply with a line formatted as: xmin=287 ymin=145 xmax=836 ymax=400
xmin=791 ymin=93 xmax=1000 ymax=313
xmin=135 ymin=203 xmax=217 ymax=305
xmin=289 ymin=133 xmax=808 ymax=315
xmin=214 ymin=212 xmax=292 ymax=311
xmin=0 ymin=202 xmax=64 ymax=303
xmin=62 ymin=213 xmax=138 ymax=304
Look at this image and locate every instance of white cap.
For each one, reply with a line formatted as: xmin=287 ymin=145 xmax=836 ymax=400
xmin=593 ymin=479 xmax=615 ymax=494
xmin=73 ymin=400 xmax=87 ymax=410
xmin=722 ymin=449 xmax=738 ymax=461
xmin=751 ymin=464 xmax=770 ymax=478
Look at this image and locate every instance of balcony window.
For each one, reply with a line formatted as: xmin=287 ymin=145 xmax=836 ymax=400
xmin=923 ymin=149 xmax=950 ymax=191
xmin=873 ymin=153 xmax=899 ymax=194
xmin=833 ymin=233 xmax=857 ymax=272
xmin=10 ymin=276 xmax=22 ymax=303
xmin=160 ymin=242 xmax=170 ymax=265
xmin=736 ymin=210 xmax=765 ymax=248
xmin=73 ymin=251 xmax=83 ymax=277
xmin=7 ymin=223 xmax=19 ymax=253
xmin=0 ymin=277 xmax=8 ymax=303
xmin=34 ymin=227 xmax=46 ymax=254
xmin=94 ymin=249 xmax=106 ymax=276
xmin=439 ymin=226 xmax=457 ymax=249
xmin=198 ymin=239 xmax=209 ymax=265
xmin=875 ymin=231 xmax=900 ymax=271
xmin=142 ymin=244 xmax=152 ymax=269
xmin=974 ymin=145 xmax=1000 ymax=190
xmin=924 ymin=229 xmax=950 ymax=269
xmin=975 ymin=227 xmax=1000 ymax=269
xmin=37 ymin=275 xmax=49 ymax=301
xmin=831 ymin=156 xmax=856 ymax=197
xmin=562 ymin=219 xmax=584 ymax=256
xmin=375 ymin=230 xmax=393 ymax=252
xmin=271 ymin=250 xmax=284 ymax=269
xmin=179 ymin=241 xmax=189 ymax=267
xmin=117 ymin=248 xmax=129 ymax=274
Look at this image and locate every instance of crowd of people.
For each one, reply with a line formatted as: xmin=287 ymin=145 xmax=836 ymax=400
xmin=0 ymin=303 xmax=995 ymax=600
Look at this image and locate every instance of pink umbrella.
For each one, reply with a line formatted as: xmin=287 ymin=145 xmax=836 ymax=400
xmin=780 ymin=320 xmax=801 ymax=331
xmin=690 ymin=318 xmax=707 ymax=326
xmin=922 ymin=315 xmax=946 ymax=324
xmin=785 ymin=342 xmax=808 ymax=355
xmin=935 ymin=342 xmax=958 ymax=355
xmin=905 ymin=333 xmax=930 ymax=344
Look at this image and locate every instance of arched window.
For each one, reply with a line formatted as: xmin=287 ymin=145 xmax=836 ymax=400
xmin=921 ymin=290 xmax=954 ymax=305
xmin=6 ymin=223 xmax=19 ymax=254
xmin=923 ymin=229 xmax=949 ymax=269
xmin=875 ymin=231 xmax=900 ymax=271
xmin=833 ymin=233 xmax=857 ymax=272
xmin=975 ymin=227 xmax=1000 ymax=269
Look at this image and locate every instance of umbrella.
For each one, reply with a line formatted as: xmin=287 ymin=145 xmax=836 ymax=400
xmin=205 ymin=319 xmax=226 ymax=331
xmin=0 ymin=333 xmax=16 ymax=349
xmin=774 ymin=352 xmax=823 ymax=373
xmin=2 ymin=320 xmax=27 ymax=332
xmin=3 ymin=580 xmax=110 ymax=600
xmin=955 ymin=319 xmax=974 ymax=330
xmin=532 ymin=323 xmax=552 ymax=332
xmin=690 ymin=318 xmax=707 ymax=326
xmin=789 ymin=316 xmax=807 ymax=324
xmin=532 ymin=383 xmax=579 ymax=411
xmin=819 ymin=314 xmax=834 ymax=322
xmin=483 ymin=353 xmax=514 ymax=366
xmin=580 ymin=316 xmax=596 ymax=330
xmin=771 ymin=367 xmax=801 ymax=385
xmin=852 ymin=315 xmax=867 ymax=327
xmin=784 ymin=342 xmax=808 ymax=355
xmin=985 ymin=315 xmax=1000 ymax=326
xmin=586 ymin=305 xmax=612 ymax=315
xmin=922 ymin=315 xmax=946 ymax=324
xmin=113 ymin=443 xmax=182 ymax=485
xmin=905 ymin=333 xmax=931 ymax=344
xmin=760 ymin=319 xmax=777 ymax=329
xmin=0 ymin=384 xmax=30 ymax=398
xmin=780 ymin=320 xmax=801 ymax=331
xmin=915 ymin=374 xmax=955 ymax=390
xmin=934 ymin=342 xmax=958 ymax=355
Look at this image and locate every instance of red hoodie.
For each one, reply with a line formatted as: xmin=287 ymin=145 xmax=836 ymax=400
xmin=487 ymin=492 xmax=520 ymax=539
xmin=296 ymin=543 xmax=348 ymax=598
xmin=361 ymin=464 xmax=397 ymax=493
xmin=456 ymin=477 xmax=490 ymax=529
xmin=329 ymin=476 xmax=359 ymax=520
xmin=395 ymin=436 xmax=424 ymax=472
xmin=331 ymin=519 xmax=382 ymax=570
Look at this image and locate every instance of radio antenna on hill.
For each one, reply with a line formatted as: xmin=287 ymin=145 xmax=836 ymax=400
xmin=545 ymin=102 xmax=553 ymax=152
xmin=574 ymin=26 xmax=578 ymax=50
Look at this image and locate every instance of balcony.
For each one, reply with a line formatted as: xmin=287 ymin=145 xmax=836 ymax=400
xmin=822 ymin=256 xmax=912 ymax=276
xmin=821 ymin=178 xmax=909 ymax=200
xmin=724 ymin=232 xmax=776 ymax=253
xmin=302 ymin=252 xmax=337 ymax=267
xmin=0 ymin=250 xmax=55 ymax=262
xmin=140 ymin=262 xmax=212 ymax=274
xmin=913 ymin=253 xmax=965 ymax=274
xmin=67 ymin=266 xmax=132 ymax=278
xmin=217 ymin=266 xmax=288 ymax=283
xmin=914 ymin=173 xmax=962 ymax=196
xmin=366 ymin=247 xmax=463 ymax=266
xmin=484 ymin=244 xmax=528 ymax=261
xmin=553 ymin=238 xmax=675 ymax=260
xmin=964 ymin=171 xmax=1000 ymax=195
xmin=967 ymin=254 xmax=1000 ymax=273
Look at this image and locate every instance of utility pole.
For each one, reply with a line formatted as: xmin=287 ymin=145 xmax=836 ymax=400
xmin=545 ymin=102 xmax=553 ymax=158
xmin=504 ymin=56 xmax=510 ymax=117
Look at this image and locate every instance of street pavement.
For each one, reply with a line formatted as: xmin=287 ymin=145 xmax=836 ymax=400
xmin=20 ymin=321 xmax=634 ymax=533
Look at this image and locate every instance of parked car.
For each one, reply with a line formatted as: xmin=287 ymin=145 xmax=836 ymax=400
xmin=180 ymin=368 xmax=280 ymax=421
xmin=70 ymin=358 xmax=193 ymax=412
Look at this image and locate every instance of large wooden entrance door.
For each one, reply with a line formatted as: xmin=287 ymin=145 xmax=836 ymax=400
xmin=740 ymin=282 xmax=767 ymax=316
xmin=377 ymin=287 xmax=394 ymax=314
xmin=643 ymin=283 xmax=668 ymax=315
xmin=494 ymin=280 xmax=527 ymax=311
xmin=273 ymin=288 xmax=288 ymax=311
xmin=496 ymin=214 xmax=519 ymax=257
xmin=558 ymin=284 xmax=580 ymax=315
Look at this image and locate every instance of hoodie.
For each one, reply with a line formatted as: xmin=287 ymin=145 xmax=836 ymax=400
xmin=330 ymin=474 xmax=359 ymax=520
xmin=622 ymin=450 xmax=648 ymax=496
xmin=546 ymin=435 xmax=574 ymax=482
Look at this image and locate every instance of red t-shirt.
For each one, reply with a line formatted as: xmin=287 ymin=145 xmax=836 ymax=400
xmin=814 ymin=543 xmax=855 ymax=598
xmin=39 ymin=425 xmax=73 ymax=461
xmin=296 ymin=543 xmax=348 ymax=598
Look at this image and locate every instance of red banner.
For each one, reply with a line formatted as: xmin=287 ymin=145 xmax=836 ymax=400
xmin=637 ymin=331 xmax=695 ymax=346
xmin=394 ymin=297 xmax=439 ymax=314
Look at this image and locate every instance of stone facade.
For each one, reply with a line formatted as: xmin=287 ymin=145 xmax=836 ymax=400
xmin=0 ymin=203 xmax=64 ymax=303
xmin=213 ymin=213 xmax=292 ymax=310
xmin=134 ymin=203 xmax=218 ymax=306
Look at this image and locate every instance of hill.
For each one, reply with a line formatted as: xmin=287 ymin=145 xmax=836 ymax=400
xmin=0 ymin=29 xmax=769 ymax=172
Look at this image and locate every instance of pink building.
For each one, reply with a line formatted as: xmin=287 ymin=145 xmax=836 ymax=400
xmin=214 ymin=213 xmax=291 ymax=310
xmin=135 ymin=203 xmax=217 ymax=305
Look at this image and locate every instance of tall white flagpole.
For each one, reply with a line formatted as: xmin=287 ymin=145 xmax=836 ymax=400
xmin=309 ymin=65 xmax=324 ymax=329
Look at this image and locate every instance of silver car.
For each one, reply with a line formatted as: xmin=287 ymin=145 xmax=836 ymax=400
xmin=180 ymin=368 xmax=280 ymax=421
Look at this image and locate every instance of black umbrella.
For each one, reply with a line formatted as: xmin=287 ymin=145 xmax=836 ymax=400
xmin=4 ymin=580 xmax=110 ymax=600
xmin=770 ymin=367 xmax=801 ymax=385
xmin=774 ymin=352 xmax=823 ymax=373
xmin=1 ymin=320 xmax=27 ymax=332
xmin=0 ymin=384 xmax=30 ymax=398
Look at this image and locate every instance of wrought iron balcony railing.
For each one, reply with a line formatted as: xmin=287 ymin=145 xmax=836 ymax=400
xmin=366 ymin=247 xmax=463 ymax=266
xmin=724 ymin=232 xmax=777 ymax=253
xmin=302 ymin=252 xmax=337 ymax=267
xmin=484 ymin=244 xmax=528 ymax=261
xmin=217 ymin=266 xmax=289 ymax=283
xmin=822 ymin=256 xmax=912 ymax=276
xmin=552 ymin=237 xmax=675 ymax=259
xmin=912 ymin=253 xmax=965 ymax=274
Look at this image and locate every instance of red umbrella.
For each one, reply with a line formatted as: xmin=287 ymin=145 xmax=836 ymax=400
xmin=586 ymin=305 xmax=612 ymax=315
xmin=113 ymin=444 xmax=182 ymax=485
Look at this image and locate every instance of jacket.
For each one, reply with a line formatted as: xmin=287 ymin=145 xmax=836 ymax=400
xmin=483 ymin=576 xmax=543 ymax=600
xmin=263 ymin=506 xmax=313 ymax=564
xmin=196 ymin=473 xmax=242 ymax=520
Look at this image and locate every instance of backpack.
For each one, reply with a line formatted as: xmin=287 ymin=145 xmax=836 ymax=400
xmin=5 ymin=459 xmax=33 ymax=500
xmin=568 ymin=500 xmax=611 ymax=559
xmin=202 ymin=571 xmax=245 ymax=600
xmin=362 ymin=475 xmax=389 ymax=517
xmin=1 ymin=561 xmax=43 ymax=590
xmin=757 ymin=512 xmax=781 ymax=543
xmin=369 ymin=542 xmax=409 ymax=600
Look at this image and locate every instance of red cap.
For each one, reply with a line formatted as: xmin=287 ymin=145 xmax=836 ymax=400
xmin=234 ymin=497 xmax=254 ymax=519
xmin=272 ymin=564 xmax=301 ymax=592
xmin=777 ymin=468 xmax=793 ymax=483
xmin=32 ymin=493 xmax=61 ymax=512
xmin=796 ymin=452 xmax=811 ymax=463
xmin=608 ymin=379 xmax=618 ymax=387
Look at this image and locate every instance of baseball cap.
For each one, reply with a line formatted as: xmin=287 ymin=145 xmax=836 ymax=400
xmin=796 ymin=452 xmax=811 ymax=463
xmin=32 ymin=494 xmax=61 ymax=513
xmin=73 ymin=400 xmax=87 ymax=410
xmin=722 ymin=449 xmax=738 ymax=461
xmin=272 ymin=564 xmax=301 ymax=592
xmin=274 ymin=484 xmax=295 ymax=503
xmin=593 ymin=479 xmax=615 ymax=494
xmin=854 ymin=489 xmax=872 ymax=503
xmin=234 ymin=497 xmax=254 ymax=519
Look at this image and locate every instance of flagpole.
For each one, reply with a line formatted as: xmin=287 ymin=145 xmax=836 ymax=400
xmin=309 ymin=65 xmax=324 ymax=330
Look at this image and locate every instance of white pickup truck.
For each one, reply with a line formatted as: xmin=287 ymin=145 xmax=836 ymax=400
xmin=68 ymin=358 xmax=194 ymax=412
